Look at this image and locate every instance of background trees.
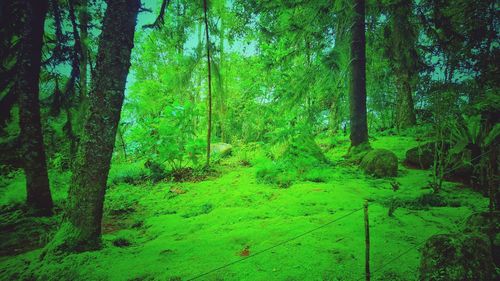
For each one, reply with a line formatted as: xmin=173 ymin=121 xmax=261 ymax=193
xmin=0 ymin=0 xmax=497 ymax=258
xmin=0 ymin=0 xmax=54 ymax=216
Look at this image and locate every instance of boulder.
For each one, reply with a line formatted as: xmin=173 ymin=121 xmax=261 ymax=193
xmin=210 ymin=142 xmax=232 ymax=158
xmin=463 ymin=211 xmax=500 ymax=267
xmin=419 ymin=233 xmax=495 ymax=281
xmin=360 ymin=149 xmax=398 ymax=177
xmin=405 ymin=142 xmax=435 ymax=169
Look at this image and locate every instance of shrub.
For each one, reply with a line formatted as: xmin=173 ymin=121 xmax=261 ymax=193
xmin=144 ymin=160 xmax=167 ymax=183
xmin=108 ymin=162 xmax=148 ymax=186
xmin=255 ymin=134 xmax=330 ymax=187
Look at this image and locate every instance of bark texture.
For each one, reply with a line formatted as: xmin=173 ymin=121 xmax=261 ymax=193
xmin=48 ymin=0 xmax=140 ymax=252
xmin=16 ymin=0 xmax=53 ymax=216
xmin=395 ymin=75 xmax=417 ymax=129
xmin=389 ymin=0 xmax=417 ymax=129
xmin=349 ymin=0 xmax=369 ymax=147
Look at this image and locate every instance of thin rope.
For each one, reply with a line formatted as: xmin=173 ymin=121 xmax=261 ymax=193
xmin=443 ymin=149 xmax=491 ymax=176
xmin=187 ymin=207 xmax=364 ymax=281
xmin=358 ymin=214 xmax=472 ymax=280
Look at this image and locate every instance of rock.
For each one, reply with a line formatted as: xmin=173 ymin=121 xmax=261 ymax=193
xmin=210 ymin=142 xmax=232 ymax=158
xmin=463 ymin=211 xmax=500 ymax=267
xmin=345 ymin=142 xmax=372 ymax=164
xmin=405 ymin=142 xmax=435 ymax=169
xmin=404 ymin=143 xmax=471 ymax=180
xmin=419 ymin=233 xmax=495 ymax=281
xmin=360 ymin=149 xmax=398 ymax=177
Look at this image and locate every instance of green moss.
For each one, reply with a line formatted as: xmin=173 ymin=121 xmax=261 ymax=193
xmin=0 ymin=135 xmax=490 ymax=281
xmin=108 ymin=161 xmax=148 ymax=186
xmin=360 ymin=149 xmax=398 ymax=178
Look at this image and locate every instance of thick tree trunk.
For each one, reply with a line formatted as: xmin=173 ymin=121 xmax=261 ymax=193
xmin=46 ymin=0 xmax=139 ymax=253
xmin=16 ymin=0 xmax=53 ymax=216
xmin=395 ymin=74 xmax=416 ymax=129
xmin=349 ymin=0 xmax=369 ymax=147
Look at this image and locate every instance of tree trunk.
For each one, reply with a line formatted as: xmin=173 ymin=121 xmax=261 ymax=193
xmin=17 ymin=0 xmax=53 ymax=216
xmin=77 ymin=0 xmax=89 ymax=99
xmin=203 ymin=0 xmax=213 ymax=167
xmin=349 ymin=0 xmax=369 ymax=147
xmin=395 ymin=74 xmax=416 ymax=129
xmin=218 ymin=16 xmax=226 ymax=143
xmin=46 ymin=0 xmax=139 ymax=253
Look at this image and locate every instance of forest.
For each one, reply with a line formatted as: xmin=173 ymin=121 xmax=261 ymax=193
xmin=0 ymin=0 xmax=499 ymax=280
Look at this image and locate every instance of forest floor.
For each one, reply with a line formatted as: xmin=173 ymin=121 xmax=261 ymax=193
xmin=0 ymin=135 xmax=489 ymax=281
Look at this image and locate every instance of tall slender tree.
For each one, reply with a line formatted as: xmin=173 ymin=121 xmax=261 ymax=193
xmin=45 ymin=0 xmax=140 ymax=253
xmin=16 ymin=0 xmax=53 ymax=216
xmin=203 ymin=0 xmax=213 ymax=167
xmin=349 ymin=0 xmax=369 ymax=148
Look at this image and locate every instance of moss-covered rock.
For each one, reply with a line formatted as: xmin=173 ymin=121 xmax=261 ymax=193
xmin=360 ymin=149 xmax=398 ymax=177
xmin=463 ymin=211 xmax=500 ymax=267
xmin=345 ymin=142 xmax=372 ymax=164
xmin=405 ymin=142 xmax=474 ymax=184
xmin=405 ymin=142 xmax=435 ymax=169
xmin=211 ymin=142 xmax=232 ymax=158
xmin=419 ymin=233 xmax=495 ymax=281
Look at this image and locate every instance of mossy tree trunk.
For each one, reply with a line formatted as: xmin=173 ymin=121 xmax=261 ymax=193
xmin=388 ymin=0 xmax=417 ymax=130
xmin=395 ymin=74 xmax=416 ymax=129
xmin=77 ymin=0 xmax=89 ymax=100
xmin=16 ymin=0 xmax=53 ymax=216
xmin=349 ymin=0 xmax=369 ymax=147
xmin=47 ymin=0 xmax=140 ymax=253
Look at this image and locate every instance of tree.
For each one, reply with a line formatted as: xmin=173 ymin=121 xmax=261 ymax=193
xmin=349 ymin=0 xmax=369 ymax=148
xmin=385 ymin=0 xmax=417 ymax=129
xmin=203 ymin=0 xmax=213 ymax=167
xmin=76 ymin=0 xmax=89 ymax=99
xmin=16 ymin=0 xmax=53 ymax=216
xmin=45 ymin=0 xmax=140 ymax=253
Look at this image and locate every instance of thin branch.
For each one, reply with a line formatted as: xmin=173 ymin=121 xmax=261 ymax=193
xmin=143 ymin=0 xmax=171 ymax=29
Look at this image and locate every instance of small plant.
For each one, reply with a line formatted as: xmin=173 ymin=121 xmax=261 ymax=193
xmin=144 ymin=160 xmax=167 ymax=183
xmin=256 ymin=132 xmax=330 ymax=187
xmin=108 ymin=162 xmax=148 ymax=186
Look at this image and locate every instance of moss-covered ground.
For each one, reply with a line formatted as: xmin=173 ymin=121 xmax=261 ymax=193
xmin=0 ymin=135 xmax=489 ymax=280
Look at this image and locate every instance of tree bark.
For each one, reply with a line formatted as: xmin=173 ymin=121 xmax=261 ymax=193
xmin=17 ymin=0 xmax=53 ymax=216
xmin=46 ymin=0 xmax=139 ymax=253
xmin=77 ymin=0 xmax=89 ymax=99
xmin=349 ymin=0 xmax=369 ymax=147
xmin=395 ymin=74 xmax=416 ymax=129
xmin=389 ymin=0 xmax=417 ymax=130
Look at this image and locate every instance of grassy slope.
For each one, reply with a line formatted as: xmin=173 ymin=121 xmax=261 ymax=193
xmin=0 ymin=135 xmax=488 ymax=281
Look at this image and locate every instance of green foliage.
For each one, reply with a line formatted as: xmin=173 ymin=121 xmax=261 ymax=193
xmin=255 ymin=133 xmax=330 ymax=187
xmin=108 ymin=162 xmax=148 ymax=186
xmin=451 ymin=115 xmax=500 ymax=152
xmin=144 ymin=160 xmax=167 ymax=183
xmin=125 ymin=100 xmax=206 ymax=171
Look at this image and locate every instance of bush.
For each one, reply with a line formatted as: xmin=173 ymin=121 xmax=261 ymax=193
xmin=108 ymin=162 xmax=148 ymax=186
xmin=303 ymin=168 xmax=330 ymax=183
xmin=144 ymin=160 xmax=167 ymax=183
xmin=255 ymin=134 xmax=330 ymax=187
xmin=383 ymin=192 xmax=460 ymax=215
